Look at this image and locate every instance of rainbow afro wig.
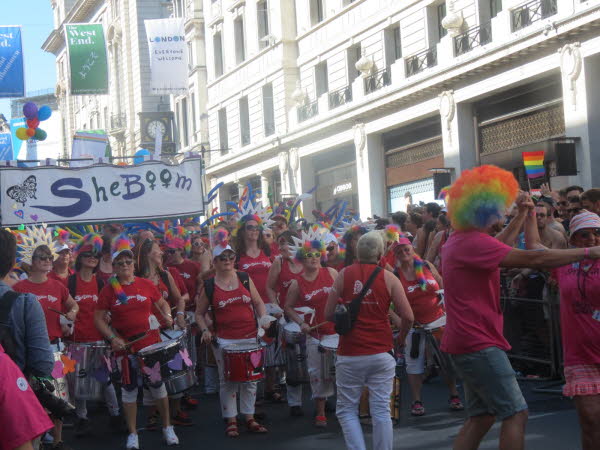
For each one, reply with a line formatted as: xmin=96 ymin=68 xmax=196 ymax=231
xmin=448 ymin=165 xmax=518 ymax=231
xmin=74 ymin=233 xmax=103 ymax=257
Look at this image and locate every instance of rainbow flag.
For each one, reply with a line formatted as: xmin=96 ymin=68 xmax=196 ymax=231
xmin=522 ymin=150 xmax=545 ymax=179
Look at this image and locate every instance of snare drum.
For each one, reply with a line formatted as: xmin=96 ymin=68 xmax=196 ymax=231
xmin=66 ymin=341 xmax=112 ymax=401
xmin=137 ymin=329 xmax=197 ymax=395
xmin=283 ymin=322 xmax=309 ymax=386
xmin=222 ymin=343 xmax=265 ymax=383
xmin=185 ymin=312 xmax=198 ymax=368
xmin=261 ymin=323 xmax=285 ymax=368
xmin=318 ymin=334 xmax=339 ymax=382
xmin=50 ymin=351 xmax=72 ymax=404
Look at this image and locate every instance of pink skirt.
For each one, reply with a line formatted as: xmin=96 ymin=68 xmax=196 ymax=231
xmin=563 ymin=364 xmax=600 ymax=397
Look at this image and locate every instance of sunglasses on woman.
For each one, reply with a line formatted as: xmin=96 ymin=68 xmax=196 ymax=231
xmin=80 ymin=252 xmax=99 ymax=259
xmin=115 ymin=259 xmax=134 ymax=267
xmin=304 ymin=252 xmax=321 ymax=258
xmin=575 ymin=229 xmax=600 ymax=240
xmin=245 ymin=225 xmax=261 ymax=232
xmin=326 ymin=246 xmax=335 ymax=252
xmin=217 ymin=254 xmax=235 ymax=262
xmin=165 ymin=249 xmax=178 ymax=255
xmin=34 ymin=255 xmax=53 ymax=262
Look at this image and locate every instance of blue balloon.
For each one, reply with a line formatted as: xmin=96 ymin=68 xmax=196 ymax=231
xmin=38 ymin=105 xmax=52 ymax=121
xmin=133 ymin=148 xmax=151 ymax=164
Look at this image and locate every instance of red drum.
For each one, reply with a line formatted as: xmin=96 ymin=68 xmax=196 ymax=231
xmin=223 ymin=343 xmax=265 ymax=383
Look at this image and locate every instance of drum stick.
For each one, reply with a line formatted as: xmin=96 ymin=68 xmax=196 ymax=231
xmin=48 ymin=307 xmax=68 ymax=318
xmin=160 ymin=329 xmax=175 ymax=340
xmin=309 ymin=321 xmax=329 ymax=331
xmin=123 ymin=332 xmax=150 ymax=348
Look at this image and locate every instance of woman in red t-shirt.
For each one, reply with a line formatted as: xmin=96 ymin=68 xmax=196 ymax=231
xmin=266 ymin=231 xmax=303 ymax=306
xmin=285 ymin=230 xmax=338 ymax=427
xmin=96 ymin=237 xmax=114 ymax=285
xmin=14 ymin=244 xmax=79 ymax=450
xmin=324 ymin=231 xmax=413 ymax=450
xmin=195 ymin=241 xmax=273 ymax=437
xmin=392 ymin=238 xmax=463 ymax=416
xmin=48 ymin=245 xmax=74 ymax=288
xmin=94 ymin=238 xmax=179 ymax=449
xmin=66 ymin=233 xmax=121 ymax=435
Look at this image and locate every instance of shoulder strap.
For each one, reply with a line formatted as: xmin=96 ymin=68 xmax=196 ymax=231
xmin=348 ymin=266 xmax=383 ymax=320
xmin=0 ymin=290 xmax=20 ymax=324
xmin=67 ymin=274 xmax=77 ymax=299
xmin=237 ymin=271 xmax=250 ymax=291
xmin=203 ymin=277 xmax=215 ymax=304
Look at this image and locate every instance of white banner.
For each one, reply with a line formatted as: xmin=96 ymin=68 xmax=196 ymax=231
xmin=0 ymin=157 xmax=204 ymax=226
xmin=145 ymin=18 xmax=188 ymax=95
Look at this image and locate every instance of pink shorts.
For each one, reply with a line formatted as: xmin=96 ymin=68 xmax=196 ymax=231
xmin=563 ymin=364 xmax=600 ymax=397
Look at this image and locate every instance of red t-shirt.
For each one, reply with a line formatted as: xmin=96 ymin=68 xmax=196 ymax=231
xmin=48 ymin=270 xmax=73 ymax=288
xmin=379 ymin=251 xmax=396 ymax=269
xmin=554 ymin=261 xmax=600 ymax=366
xmin=168 ymin=259 xmax=199 ymax=307
xmin=270 ymin=242 xmax=281 ymax=259
xmin=277 ymin=257 xmax=303 ymax=304
xmin=210 ymin=278 xmax=256 ymax=340
xmin=338 ymin=264 xmax=392 ymax=356
xmin=296 ymin=267 xmax=336 ymax=338
xmin=396 ymin=265 xmax=444 ymax=325
xmin=440 ymin=231 xmax=512 ymax=354
xmin=237 ymin=251 xmax=272 ymax=302
xmin=96 ymin=268 xmax=113 ymax=285
xmin=14 ymin=278 xmax=70 ymax=341
xmin=0 ymin=348 xmax=53 ymax=450
xmin=72 ymin=273 xmax=103 ymax=342
xmin=97 ymin=277 xmax=161 ymax=352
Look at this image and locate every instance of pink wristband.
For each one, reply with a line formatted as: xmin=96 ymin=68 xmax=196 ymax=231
xmin=584 ymin=248 xmax=590 ymax=258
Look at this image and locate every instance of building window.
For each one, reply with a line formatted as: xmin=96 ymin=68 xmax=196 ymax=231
xmin=262 ymin=83 xmax=275 ymax=136
xmin=103 ymin=107 xmax=108 ymax=131
xmin=343 ymin=0 xmax=356 ymax=5
xmin=257 ymin=0 xmax=270 ymax=49
xmin=213 ymin=32 xmax=224 ymax=77
xmin=191 ymin=93 xmax=197 ymax=140
xmin=490 ymin=0 xmax=502 ymax=18
xmin=315 ymin=61 xmax=329 ymax=97
xmin=239 ymin=96 xmax=250 ymax=146
xmin=234 ymin=17 xmax=246 ymax=64
xmin=347 ymin=44 xmax=361 ymax=85
xmin=384 ymin=25 xmax=402 ymax=65
xmin=181 ymin=97 xmax=189 ymax=148
xmin=310 ymin=0 xmax=324 ymax=26
xmin=437 ymin=3 xmax=448 ymax=41
xmin=188 ymin=42 xmax=194 ymax=69
xmin=218 ymin=108 xmax=228 ymax=155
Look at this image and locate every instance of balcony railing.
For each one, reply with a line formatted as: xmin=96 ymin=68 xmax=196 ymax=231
xmin=454 ymin=22 xmax=492 ymax=56
xmin=297 ymin=99 xmax=318 ymax=123
xmin=364 ymin=67 xmax=391 ymax=95
xmin=328 ymin=85 xmax=353 ymax=109
xmin=405 ymin=47 xmax=437 ymax=77
xmin=511 ymin=0 xmax=558 ymax=32
xmin=110 ymin=113 xmax=126 ymax=130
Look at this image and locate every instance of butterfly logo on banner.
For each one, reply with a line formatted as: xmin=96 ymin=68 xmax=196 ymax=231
xmin=7 ymin=175 xmax=37 ymax=206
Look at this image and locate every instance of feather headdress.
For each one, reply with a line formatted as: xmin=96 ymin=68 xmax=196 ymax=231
xmin=111 ymin=234 xmax=133 ymax=260
xmin=335 ymin=218 xmax=376 ymax=244
xmin=164 ymin=226 xmax=188 ymax=250
xmin=289 ymin=225 xmax=327 ymax=262
xmin=384 ymin=224 xmax=400 ymax=243
xmin=73 ymin=233 xmax=104 ymax=257
xmin=16 ymin=226 xmax=60 ymax=265
xmin=233 ymin=201 xmax=274 ymax=236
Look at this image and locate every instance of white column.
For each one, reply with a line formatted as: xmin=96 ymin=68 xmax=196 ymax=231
xmin=259 ymin=173 xmax=270 ymax=205
xmin=278 ymin=151 xmax=290 ymax=197
xmin=354 ymin=123 xmax=385 ymax=219
xmin=300 ymin=155 xmax=315 ymax=215
xmin=559 ymin=44 xmax=598 ymax=189
xmin=439 ymin=91 xmax=477 ymax=180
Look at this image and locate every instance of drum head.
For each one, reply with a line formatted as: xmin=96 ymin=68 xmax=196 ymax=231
xmin=284 ymin=322 xmax=301 ymax=333
xmin=320 ymin=334 xmax=339 ymax=350
xmin=160 ymin=330 xmax=185 ymax=342
xmin=224 ymin=343 xmax=261 ymax=353
xmin=139 ymin=338 xmax=178 ymax=355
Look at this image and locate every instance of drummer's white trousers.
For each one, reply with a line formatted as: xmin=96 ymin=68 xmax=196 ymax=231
xmin=214 ymin=337 xmax=258 ymax=419
xmin=75 ymin=383 xmax=119 ymax=419
xmin=336 ymin=352 xmax=395 ymax=450
xmin=307 ymin=336 xmax=335 ymax=399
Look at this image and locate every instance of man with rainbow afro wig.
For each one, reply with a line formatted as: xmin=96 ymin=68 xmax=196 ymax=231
xmin=441 ymin=165 xmax=600 ymax=450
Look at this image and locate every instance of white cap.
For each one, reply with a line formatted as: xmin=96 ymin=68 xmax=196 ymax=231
xmin=112 ymin=249 xmax=134 ymax=261
xmin=213 ymin=244 xmax=235 ymax=258
xmin=57 ymin=243 xmax=71 ymax=253
xmin=324 ymin=233 xmax=337 ymax=245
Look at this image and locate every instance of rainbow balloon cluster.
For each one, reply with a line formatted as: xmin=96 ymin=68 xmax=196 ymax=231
xmin=447 ymin=165 xmax=518 ymax=231
xmin=16 ymin=102 xmax=52 ymax=141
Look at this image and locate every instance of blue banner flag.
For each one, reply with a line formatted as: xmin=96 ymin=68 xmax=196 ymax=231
xmin=0 ymin=26 xmax=25 ymax=98
xmin=0 ymin=132 xmax=13 ymax=160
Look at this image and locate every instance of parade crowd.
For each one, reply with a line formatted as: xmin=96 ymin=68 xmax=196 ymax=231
xmin=1 ymin=166 xmax=599 ymax=450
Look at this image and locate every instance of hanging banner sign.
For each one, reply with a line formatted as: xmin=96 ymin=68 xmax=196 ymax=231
xmin=0 ymin=25 xmax=25 ymax=98
xmin=0 ymin=133 xmax=13 ymax=160
xmin=144 ymin=18 xmax=188 ymax=95
xmin=0 ymin=157 xmax=204 ymax=226
xmin=65 ymin=23 xmax=109 ymax=95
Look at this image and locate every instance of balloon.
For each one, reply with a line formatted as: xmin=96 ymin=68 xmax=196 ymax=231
xmin=22 ymin=102 xmax=38 ymax=120
xmin=16 ymin=128 xmax=29 ymax=140
xmin=25 ymin=128 xmax=36 ymax=138
xmin=34 ymin=129 xmax=47 ymax=141
xmin=133 ymin=148 xmax=151 ymax=164
xmin=38 ymin=106 xmax=52 ymax=121
xmin=26 ymin=118 xmax=40 ymax=129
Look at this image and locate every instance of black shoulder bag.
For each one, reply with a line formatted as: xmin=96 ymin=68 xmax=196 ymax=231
xmin=335 ymin=266 xmax=382 ymax=336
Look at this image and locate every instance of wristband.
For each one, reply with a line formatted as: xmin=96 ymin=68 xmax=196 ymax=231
xmin=584 ymin=248 xmax=590 ymax=258
xmin=108 ymin=334 xmax=116 ymax=341
xmin=176 ymin=311 xmax=185 ymax=316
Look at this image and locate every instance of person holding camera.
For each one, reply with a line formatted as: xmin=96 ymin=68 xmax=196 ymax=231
xmin=325 ymin=231 xmax=413 ymax=450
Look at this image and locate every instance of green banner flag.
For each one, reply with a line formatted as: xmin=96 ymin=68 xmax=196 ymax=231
xmin=65 ymin=23 xmax=108 ymax=95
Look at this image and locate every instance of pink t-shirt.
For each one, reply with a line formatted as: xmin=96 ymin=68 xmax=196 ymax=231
xmin=440 ymin=230 xmax=512 ymax=354
xmin=0 ymin=347 xmax=53 ymax=450
xmin=553 ymin=260 xmax=600 ymax=366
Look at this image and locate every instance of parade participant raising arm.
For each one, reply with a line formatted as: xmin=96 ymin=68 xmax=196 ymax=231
xmin=94 ymin=235 xmax=179 ymax=449
xmin=525 ymin=209 xmax=600 ymax=450
xmin=195 ymin=233 xmax=273 ymax=438
xmin=441 ymin=165 xmax=600 ymax=450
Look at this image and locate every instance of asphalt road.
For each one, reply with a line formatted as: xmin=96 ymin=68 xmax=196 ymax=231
xmin=61 ymin=377 xmax=581 ymax=450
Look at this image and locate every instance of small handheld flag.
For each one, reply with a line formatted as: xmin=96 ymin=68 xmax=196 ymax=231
xmin=522 ymin=151 xmax=545 ymax=179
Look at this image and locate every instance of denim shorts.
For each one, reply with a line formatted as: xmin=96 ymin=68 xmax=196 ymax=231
xmin=451 ymin=346 xmax=528 ymax=420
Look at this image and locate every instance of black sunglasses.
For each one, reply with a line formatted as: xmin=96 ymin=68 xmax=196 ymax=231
xmin=245 ymin=225 xmax=261 ymax=232
xmin=575 ymin=229 xmax=600 ymax=239
xmin=568 ymin=208 xmax=582 ymax=215
xmin=326 ymin=246 xmax=335 ymax=252
xmin=34 ymin=255 xmax=53 ymax=262
xmin=165 ymin=249 xmax=178 ymax=255
xmin=115 ymin=259 xmax=134 ymax=267
xmin=80 ymin=252 xmax=99 ymax=259
xmin=217 ymin=254 xmax=235 ymax=262
xmin=568 ymin=196 xmax=581 ymax=203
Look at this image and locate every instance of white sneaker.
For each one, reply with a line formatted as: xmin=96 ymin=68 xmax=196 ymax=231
xmin=163 ymin=426 xmax=179 ymax=446
xmin=126 ymin=433 xmax=140 ymax=449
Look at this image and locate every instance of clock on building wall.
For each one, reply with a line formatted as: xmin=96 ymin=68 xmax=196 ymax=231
xmin=139 ymin=112 xmax=176 ymax=154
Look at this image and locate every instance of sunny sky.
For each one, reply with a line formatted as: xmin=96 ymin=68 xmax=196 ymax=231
xmin=0 ymin=0 xmax=56 ymax=118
